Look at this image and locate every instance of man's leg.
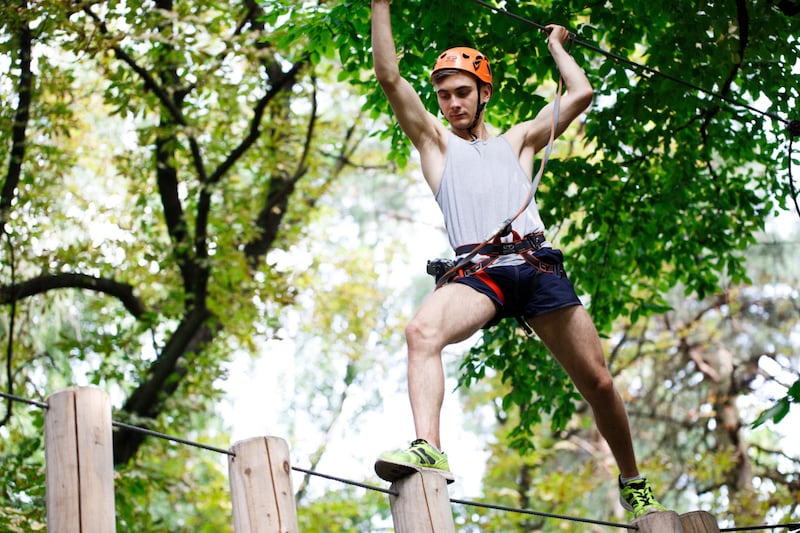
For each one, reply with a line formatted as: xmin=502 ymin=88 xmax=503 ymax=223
xmin=528 ymin=305 xmax=639 ymax=478
xmin=405 ymin=283 xmax=497 ymax=449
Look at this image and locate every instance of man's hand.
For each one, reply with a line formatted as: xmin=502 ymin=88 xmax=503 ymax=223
xmin=545 ymin=24 xmax=574 ymax=50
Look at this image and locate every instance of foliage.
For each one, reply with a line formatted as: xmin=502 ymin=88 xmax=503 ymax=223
xmin=0 ymin=425 xmax=47 ymax=531
xmin=298 ymin=485 xmax=391 ymax=533
xmin=114 ymin=428 xmax=233 ymax=532
xmin=607 ymin=234 xmax=800 ymax=525
xmin=752 ymin=380 xmax=800 ymax=427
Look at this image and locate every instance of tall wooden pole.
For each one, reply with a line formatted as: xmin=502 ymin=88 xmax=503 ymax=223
xmin=389 ymin=471 xmax=455 ymax=533
xmin=634 ymin=510 xmax=720 ymax=533
xmin=45 ymin=387 xmax=116 ymax=532
xmin=229 ymin=436 xmax=299 ymax=533
xmin=634 ymin=511 xmax=684 ymax=532
xmin=680 ymin=511 xmax=720 ymax=532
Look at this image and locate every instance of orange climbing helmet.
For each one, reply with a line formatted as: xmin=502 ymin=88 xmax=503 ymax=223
xmin=431 ymin=47 xmax=492 ymax=85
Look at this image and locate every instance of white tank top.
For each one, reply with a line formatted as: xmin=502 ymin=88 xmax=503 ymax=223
xmin=435 ymin=133 xmax=550 ymax=266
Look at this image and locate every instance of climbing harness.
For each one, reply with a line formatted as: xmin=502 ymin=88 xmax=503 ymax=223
xmin=427 ymin=230 xmax=565 ymax=335
xmin=454 ymin=231 xmax=546 ymax=257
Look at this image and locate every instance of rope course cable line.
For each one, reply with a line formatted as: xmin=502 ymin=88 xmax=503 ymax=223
xmin=111 ymin=420 xmax=234 ymax=457
xmin=0 ymin=389 xmax=47 ymax=409
xmin=0 ymin=389 xmax=394 ymax=495
xmin=0 ymin=389 xmax=235 ymax=456
xmin=720 ymin=525 xmax=800 ymax=532
xmin=4 ymin=388 xmax=800 ymax=531
xmin=291 ymin=465 xmax=396 ymax=496
xmin=450 ymin=497 xmax=638 ymax=530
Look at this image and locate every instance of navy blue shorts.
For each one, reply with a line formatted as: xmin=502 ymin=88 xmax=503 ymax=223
xmin=450 ymin=248 xmax=582 ymax=328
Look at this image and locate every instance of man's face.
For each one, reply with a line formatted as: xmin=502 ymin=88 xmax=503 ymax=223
xmin=433 ymin=72 xmax=489 ymax=128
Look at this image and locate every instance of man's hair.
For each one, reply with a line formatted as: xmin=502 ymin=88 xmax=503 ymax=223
xmin=431 ymin=68 xmax=462 ymax=83
xmin=431 ymin=68 xmax=479 ymax=86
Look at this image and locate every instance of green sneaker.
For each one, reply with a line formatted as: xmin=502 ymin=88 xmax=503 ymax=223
xmin=374 ymin=439 xmax=454 ymax=483
xmin=619 ymin=477 xmax=668 ymax=518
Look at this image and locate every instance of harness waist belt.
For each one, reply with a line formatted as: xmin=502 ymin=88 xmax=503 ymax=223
xmin=455 ymin=232 xmax=546 ymax=256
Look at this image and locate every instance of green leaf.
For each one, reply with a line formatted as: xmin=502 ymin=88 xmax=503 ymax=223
xmin=752 ymin=398 xmax=791 ymax=428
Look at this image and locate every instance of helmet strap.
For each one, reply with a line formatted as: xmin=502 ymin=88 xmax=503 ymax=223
xmin=468 ymin=81 xmax=486 ymax=140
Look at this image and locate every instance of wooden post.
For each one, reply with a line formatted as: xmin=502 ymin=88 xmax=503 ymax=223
xmin=389 ymin=471 xmax=455 ymax=533
xmin=45 ymin=387 xmax=116 ymax=533
xmin=228 ymin=436 xmax=299 ymax=533
xmin=680 ymin=511 xmax=719 ymax=532
xmin=633 ymin=510 xmax=684 ymax=533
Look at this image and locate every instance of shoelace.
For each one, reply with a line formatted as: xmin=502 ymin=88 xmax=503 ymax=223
xmin=626 ymin=483 xmax=656 ymax=506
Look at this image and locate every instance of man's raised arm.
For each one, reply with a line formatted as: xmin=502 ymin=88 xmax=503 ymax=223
xmin=508 ymin=25 xmax=594 ymax=155
xmin=371 ymin=0 xmax=442 ymax=150
xmin=546 ymin=26 xmax=593 ymax=135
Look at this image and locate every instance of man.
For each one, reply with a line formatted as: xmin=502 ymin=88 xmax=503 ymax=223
xmin=370 ymin=0 xmax=666 ymax=518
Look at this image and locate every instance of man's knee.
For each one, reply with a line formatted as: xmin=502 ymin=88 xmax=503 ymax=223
xmin=405 ymin=316 xmax=440 ymax=351
xmin=576 ymin=366 xmax=617 ymax=403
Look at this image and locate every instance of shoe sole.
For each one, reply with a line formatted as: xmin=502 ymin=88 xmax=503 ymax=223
xmin=374 ymin=458 xmax=455 ymax=484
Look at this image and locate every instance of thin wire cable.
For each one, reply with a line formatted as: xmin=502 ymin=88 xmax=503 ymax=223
xmin=0 ymin=390 xmax=235 ymax=456
xmin=111 ymin=420 xmax=235 ymax=457
xmin=466 ymin=0 xmax=790 ymax=127
xmin=467 ymin=1 xmax=800 ymax=220
xmin=291 ymin=465 xmax=397 ymax=496
xmin=721 ymin=523 xmax=800 ymax=532
xmin=451 ymin=497 xmax=638 ymax=530
xmin=0 ymin=389 xmax=47 ymax=408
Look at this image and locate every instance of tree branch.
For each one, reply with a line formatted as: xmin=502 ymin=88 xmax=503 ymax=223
xmin=208 ymin=59 xmax=307 ymax=185
xmin=0 ymin=6 xmax=33 ymax=235
xmin=155 ymin=134 xmax=195 ymax=291
xmin=1 ymin=0 xmax=33 ymax=428
xmin=242 ymin=76 xmax=319 ymax=265
xmin=113 ymin=308 xmax=213 ymax=465
xmin=81 ymin=4 xmax=187 ymax=127
xmin=0 ymin=273 xmax=147 ymax=318
xmin=699 ymin=0 xmax=750 ymax=137
xmin=1 ymin=229 xmax=18 ymax=428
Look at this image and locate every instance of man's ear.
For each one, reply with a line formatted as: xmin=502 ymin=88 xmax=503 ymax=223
xmin=481 ymin=83 xmax=493 ymax=104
